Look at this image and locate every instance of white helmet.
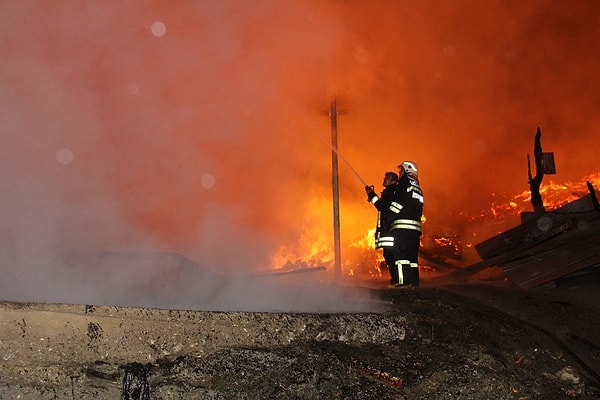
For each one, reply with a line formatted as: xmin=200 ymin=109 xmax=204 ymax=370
xmin=399 ymin=160 xmax=418 ymax=175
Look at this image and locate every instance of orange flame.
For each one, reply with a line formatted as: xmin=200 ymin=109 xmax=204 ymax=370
xmin=268 ymin=172 xmax=600 ymax=281
xmin=480 ymin=172 xmax=600 ymax=223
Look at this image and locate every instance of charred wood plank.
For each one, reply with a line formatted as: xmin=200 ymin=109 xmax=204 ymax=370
xmin=477 ymin=215 xmax=600 ymax=288
xmin=475 ymin=194 xmax=598 ymax=260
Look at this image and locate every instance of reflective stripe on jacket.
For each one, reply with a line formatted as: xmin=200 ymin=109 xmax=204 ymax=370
xmin=391 ymin=218 xmax=422 ymax=232
xmin=375 ymin=235 xmax=394 ymax=249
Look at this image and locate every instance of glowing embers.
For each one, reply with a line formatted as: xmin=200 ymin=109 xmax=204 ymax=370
xmin=433 ymin=235 xmax=463 ymax=259
xmin=460 ymin=173 xmax=600 ymax=230
xmin=490 ymin=172 xmax=600 ymax=221
xmin=346 ymin=228 xmax=384 ymax=279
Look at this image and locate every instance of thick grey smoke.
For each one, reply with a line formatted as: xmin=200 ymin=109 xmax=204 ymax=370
xmin=1 ymin=1 xmax=599 ymax=310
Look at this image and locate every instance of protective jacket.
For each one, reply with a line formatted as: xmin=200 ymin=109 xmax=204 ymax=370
xmin=390 ymin=173 xmax=424 ymax=233
xmin=368 ymin=185 xmax=398 ymax=249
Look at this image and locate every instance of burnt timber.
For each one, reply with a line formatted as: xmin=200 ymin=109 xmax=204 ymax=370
xmin=465 ymin=183 xmax=600 ymax=289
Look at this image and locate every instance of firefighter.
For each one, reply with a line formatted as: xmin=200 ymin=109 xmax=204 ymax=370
xmin=390 ymin=160 xmax=424 ymax=287
xmin=365 ymin=171 xmax=400 ymax=285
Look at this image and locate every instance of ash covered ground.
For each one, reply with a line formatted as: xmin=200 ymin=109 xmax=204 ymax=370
xmin=1 ymin=269 xmax=599 ymax=400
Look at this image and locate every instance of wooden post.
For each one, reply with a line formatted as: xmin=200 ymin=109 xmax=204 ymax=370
xmin=330 ymin=99 xmax=342 ymax=281
xmin=528 ymin=127 xmax=546 ymax=213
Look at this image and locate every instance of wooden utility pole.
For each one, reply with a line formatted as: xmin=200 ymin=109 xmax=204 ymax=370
xmin=329 ymin=99 xmax=342 ymax=280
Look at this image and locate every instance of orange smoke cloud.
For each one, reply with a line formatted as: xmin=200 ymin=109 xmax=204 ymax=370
xmin=1 ymin=0 xmax=599 ymax=279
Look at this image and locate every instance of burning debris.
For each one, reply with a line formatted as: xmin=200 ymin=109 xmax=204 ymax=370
xmin=450 ymin=128 xmax=600 ymax=288
xmin=470 ymin=184 xmax=600 ymax=288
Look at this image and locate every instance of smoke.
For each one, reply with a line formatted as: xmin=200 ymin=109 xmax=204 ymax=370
xmin=1 ymin=1 xmax=599 ymax=310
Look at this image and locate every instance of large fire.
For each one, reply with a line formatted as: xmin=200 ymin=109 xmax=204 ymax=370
xmin=4 ymin=1 xmax=600 ymax=312
xmin=467 ymin=172 xmax=600 ymax=224
xmin=269 ymin=172 xmax=600 ymax=281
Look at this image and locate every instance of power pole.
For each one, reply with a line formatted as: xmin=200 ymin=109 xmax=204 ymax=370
xmin=329 ymin=99 xmax=342 ymax=280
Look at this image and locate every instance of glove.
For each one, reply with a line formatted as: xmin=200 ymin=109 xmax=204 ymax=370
xmin=365 ymin=185 xmax=376 ymax=202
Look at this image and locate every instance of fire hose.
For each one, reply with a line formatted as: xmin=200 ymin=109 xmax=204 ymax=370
xmin=293 ymin=105 xmax=369 ymax=188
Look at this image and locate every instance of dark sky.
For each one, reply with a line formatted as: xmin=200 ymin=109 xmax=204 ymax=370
xmin=1 ymin=1 xmax=599 ymax=290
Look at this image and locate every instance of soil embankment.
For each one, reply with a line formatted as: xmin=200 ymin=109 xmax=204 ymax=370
xmin=1 ymin=283 xmax=599 ymax=399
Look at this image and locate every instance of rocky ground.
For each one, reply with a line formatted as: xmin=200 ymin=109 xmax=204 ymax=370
xmin=1 ymin=272 xmax=599 ymax=400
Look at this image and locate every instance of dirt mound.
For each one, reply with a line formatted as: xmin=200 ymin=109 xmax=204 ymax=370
xmin=1 ymin=285 xmax=599 ymax=399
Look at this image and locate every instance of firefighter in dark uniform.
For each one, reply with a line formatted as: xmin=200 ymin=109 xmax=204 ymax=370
xmin=365 ymin=172 xmax=400 ymax=284
xmin=390 ymin=161 xmax=424 ymax=287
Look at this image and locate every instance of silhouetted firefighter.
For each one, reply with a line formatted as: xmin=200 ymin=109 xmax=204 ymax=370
xmin=527 ymin=127 xmax=555 ymax=213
